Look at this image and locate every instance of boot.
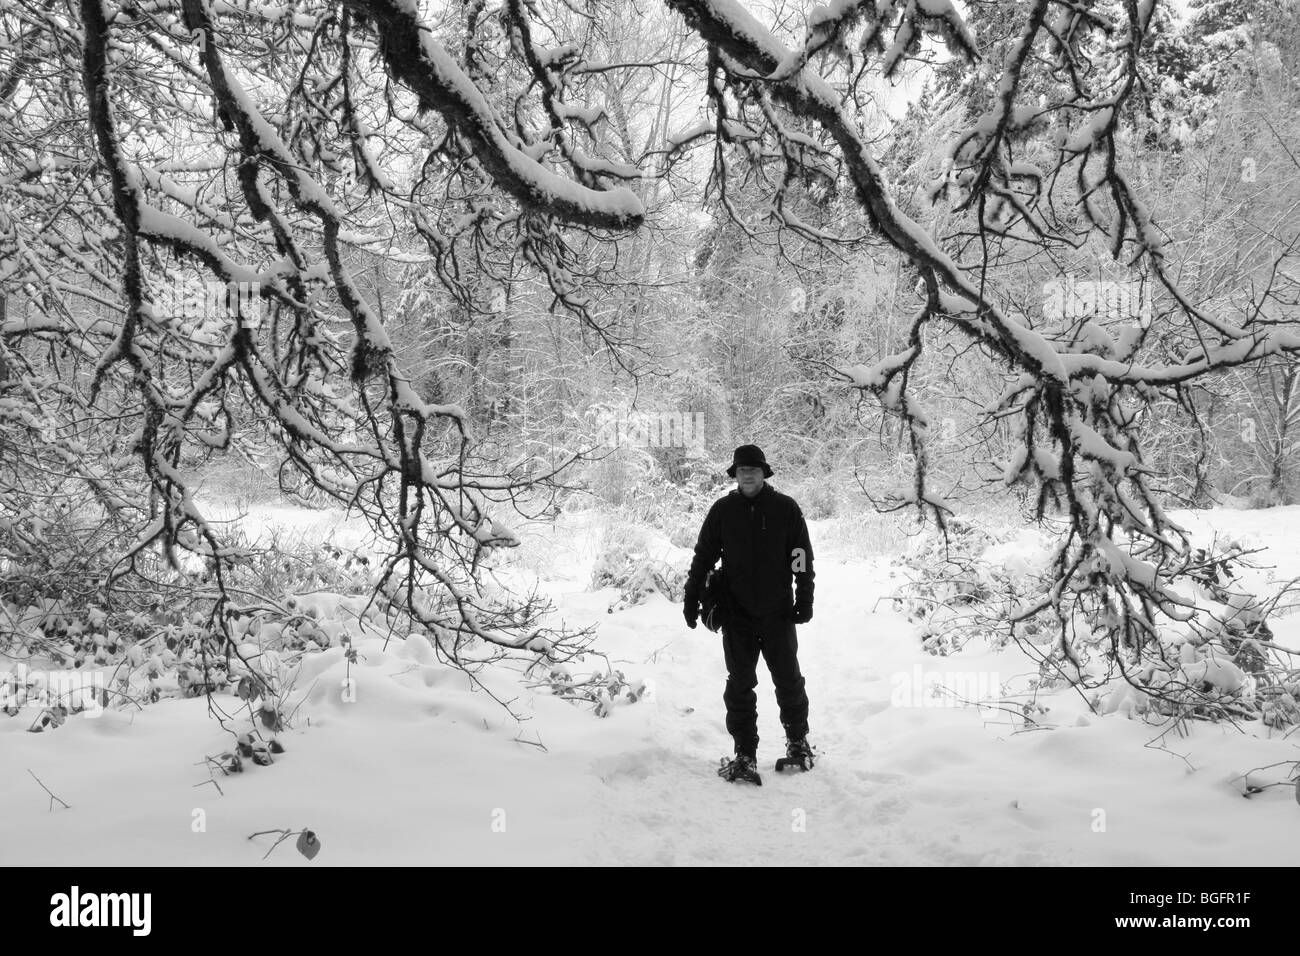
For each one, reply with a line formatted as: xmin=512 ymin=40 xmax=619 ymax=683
xmin=775 ymin=735 xmax=815 ymax=772
xmin=717 ymin=751 xmax=762 ymax=786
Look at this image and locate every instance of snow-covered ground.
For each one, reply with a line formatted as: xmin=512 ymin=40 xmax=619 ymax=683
xmin=3 ymin=503 xmax=1299 ymax=865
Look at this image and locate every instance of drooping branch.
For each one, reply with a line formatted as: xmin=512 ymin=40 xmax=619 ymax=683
xmin=342 ymin=0 xmax=644 ymax=231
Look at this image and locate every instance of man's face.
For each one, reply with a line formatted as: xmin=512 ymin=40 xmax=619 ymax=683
xmin=735 ymin=465 xmax=765 ymax=496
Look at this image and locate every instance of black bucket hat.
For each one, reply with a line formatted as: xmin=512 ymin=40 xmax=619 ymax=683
xmin=726 ymin=444 xmax=773 ymax=478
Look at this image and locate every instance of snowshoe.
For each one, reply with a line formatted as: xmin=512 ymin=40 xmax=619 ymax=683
xmin=717 ymin=752 xmax=762 ymax=786
xmin=774 ymin=736 xmax=815 ymax=773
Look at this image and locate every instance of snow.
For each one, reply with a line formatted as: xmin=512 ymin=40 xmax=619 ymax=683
xmin=666 ymin=121 xmax=715 ymax=149
xmin=216 ymin=62 xmax=338 ymax=215
xmin=839 ymin=346 xmax=921 ymax=390
xmin=406 ymin=17 xmax=642 ymax=227
xmin=983 ymin=528 xmax=1054 ymax=580
xmin=1007 ymin=160 xmax=1044 ymax=181
xmin=1180 ymin=657 xmax=1247 ymax=695
xmin=1068 ymin=417 xmax=1138 ymax=473
xmin=136 ymin=206 xmax=260 ymax=284
xmin=569 ymin=150 xmax=641 ymax=180
xmin=1064 ymin=107 xmax=1115 ymax=153
xmin=5 ymin=503 xmax=1300 ymax=864
xmin=557 ymin=104 xmax=605 ymax=128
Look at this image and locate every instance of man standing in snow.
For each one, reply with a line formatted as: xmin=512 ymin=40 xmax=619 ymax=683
xmin=682 ymin=444 xmax=815 ymax=785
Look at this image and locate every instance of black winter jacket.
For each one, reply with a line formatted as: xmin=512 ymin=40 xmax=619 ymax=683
xmin=684 ymin=483 xmax=814 ymax=619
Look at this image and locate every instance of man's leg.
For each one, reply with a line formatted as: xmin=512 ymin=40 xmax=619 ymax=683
xmin=759 ymin=616 xmax=810 ymax=740
xmin=721 ymin=615 xmax=762 ymax=757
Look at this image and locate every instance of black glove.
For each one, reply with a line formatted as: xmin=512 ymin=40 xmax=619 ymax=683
xmin=791 ymin=602 xmax=812 ymax=625
xmin=684 ymin=598 xmax=699 ymax=630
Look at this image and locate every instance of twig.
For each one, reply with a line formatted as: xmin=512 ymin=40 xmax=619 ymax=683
xmin=247 ymin=827 xmax=312 ymax=861
xmin=28 ymin=769 xmax=70 ymax=810
xmin=193 ymin=776 xmax=225 ymax=797
xmin=512 ymin=730 xmax=548 ymax=752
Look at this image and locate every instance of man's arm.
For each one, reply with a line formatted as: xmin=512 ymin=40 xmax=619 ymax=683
xmin=683 ymin=503 xmax=722 ymax=628
xmin=790 ymin=504 xmax=815 ymax=622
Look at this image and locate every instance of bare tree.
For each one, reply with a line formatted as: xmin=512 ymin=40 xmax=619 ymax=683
xmin=3 ymin=0 xmax=1300 ymax=703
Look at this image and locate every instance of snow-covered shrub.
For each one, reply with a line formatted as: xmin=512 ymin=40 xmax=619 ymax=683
xmin=631 ymin=478 xmax=712 ymax=540
xmin=584 ymin=437 xmax=720 ymax=540
xmin=0 ymin=497 xmax=124 ymax=611
xmin=1 ymin=505 xmax=382 ymax=728
xmin=889 ymin=513 xmax=1298 ymax=725
xmin=589 ymin=523 xmax=686 ymax=612
xmin=525 ymin=661 xmax=652 ymax=718
xmin=587 ymin=444 xmax=657 ymax=510
xmin=669 ymin=519 xmax=700 ymax=550
xmin=814 ymin=508 xmax=911 ymax=561
xmin=889 ymin=515 xmax=1055 ymax=655
xmin=795 ymin=477 xmax=839 ymax=520
xmin=197 ymin=453 xmax=280 ymax=505
xmin=604 ymin=559 xmax=687 ymax=613
xmin=1162 ymin=546 xmax=1295 ymax=727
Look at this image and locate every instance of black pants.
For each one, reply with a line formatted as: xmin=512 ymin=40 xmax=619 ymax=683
xmin=721 ymin=608 xmax=809 ymax=757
